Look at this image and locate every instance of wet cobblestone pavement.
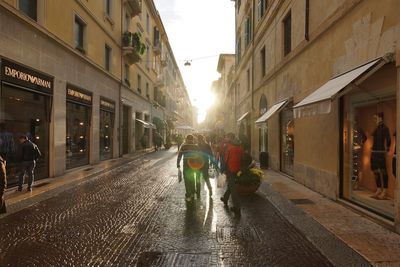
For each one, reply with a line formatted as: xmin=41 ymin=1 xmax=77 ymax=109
xmin=0 ymin=149 xmax=336 ymax=266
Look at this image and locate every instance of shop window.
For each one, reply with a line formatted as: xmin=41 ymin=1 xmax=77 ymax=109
xmin=283 ymin=11 xmax=291 ymax=56
xmin=280 ymin=105 xmax=294 ymax=176
xmin=66 ymin=102 xmax=90 ymax=169
xmin=19 ymin=0 xmax=37 ymax=21
xmin=342 ymin=74 xmax=396 ymax=219
xmin=100 ymin=110 xmax=114 ymax=160
xmin=0 ymin=84 xmax=49 ymax=186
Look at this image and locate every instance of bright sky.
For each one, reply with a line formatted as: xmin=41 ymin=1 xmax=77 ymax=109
xmin=154 ymin=0 xmax=235 ymax=123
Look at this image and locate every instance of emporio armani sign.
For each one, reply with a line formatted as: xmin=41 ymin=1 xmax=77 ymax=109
xmin=4 ymin=66 xmax=52 ymax=89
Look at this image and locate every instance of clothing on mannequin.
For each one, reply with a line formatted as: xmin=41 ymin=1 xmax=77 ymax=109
xmin=370 ymin=112 xmax=391 ymax=200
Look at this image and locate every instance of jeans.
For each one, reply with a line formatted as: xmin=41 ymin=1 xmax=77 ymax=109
xmin=18 ymin=160 xmax=36 ymax=190
xmin=222 ymin=171 xmax=240 ymax=209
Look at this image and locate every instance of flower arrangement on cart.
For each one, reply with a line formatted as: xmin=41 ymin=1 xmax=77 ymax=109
xmin=235 ymin=164 xmax=264 ymax=194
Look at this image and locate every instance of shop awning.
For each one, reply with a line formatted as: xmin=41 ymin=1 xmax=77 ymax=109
xmin=136 ymin=118 xmax=156 ymax=129
xmin=237 ymin=111 xmax=250 ymax=123
xmin=255 ymin=99 xmax=288 ymax=124
xmin=293 ymin=54 xmax=393 ymax=118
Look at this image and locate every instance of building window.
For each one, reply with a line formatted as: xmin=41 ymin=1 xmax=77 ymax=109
xmin=19 ymin=0 xmax=37 ymax=21
xmin=258 ymin=0 xmax=267 ymax=20
xmin=283 ymin=11 xmax=292 ymax=56
xmin=105 ymin=0 xmax=111 ymax=16
xmin=153 ymin=27 xmax=160 ymax=46
xmin=146 ymin=13 xmax=150 ymax=33
xmin=146 ymin=83 xmax=149 ymax=98
xmin=244 ymin=16 xmax=252 ymax=47
xmin=247 ymin=68 xmax=250 ymax=92
xmin=124 ymin=64 xmax=130 ymax=85
xmin=237 ymin=0 xmax=241 ymax=12
xmin=125 ymin=13 xmax=131 ymax=31
xmin=146 ymin=45 xmax=150 ymax=69
xmin=236 ymin=37 xmax=242 ymax=64
xmin=74 ymin=16 xmax=85 ymax=53
xmin=137 ymin=74 xmax=142 ymax=93
xmin=105 ymin=45 xmax=112 ymax=72
xmin=261 ymin=46 xmax=266 ymax=77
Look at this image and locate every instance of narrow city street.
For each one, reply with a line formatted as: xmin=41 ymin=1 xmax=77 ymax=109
xmin=0 ymin=148 xmax=338 ymax=266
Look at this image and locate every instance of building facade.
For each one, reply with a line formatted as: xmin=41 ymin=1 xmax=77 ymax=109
xmin=0 ymin=0 xmax=191 ymax=187
xmin=230 ymin=0 xmax=400 ymax=232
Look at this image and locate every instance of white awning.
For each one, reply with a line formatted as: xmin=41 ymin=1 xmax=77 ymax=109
xmin=237 ymin=111 xmax=250 ymax=122
xmin=147 ymin=122 xmax=157 ymax=129
xmin=255 ymin=100 xmax=288 ymax=124
xmin=293 ymin=56 xmax=391 ymax=118
xmin=136 ymin=118 xmax=154 ymax=129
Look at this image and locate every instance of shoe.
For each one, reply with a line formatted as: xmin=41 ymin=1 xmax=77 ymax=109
xmin=27 ymin=188 xmax=32 ymax=192
xmin=185 ymin=197 xmax=192 ymax=202
xmin=220 ymin=197 xmax=228 ymax=206
xmin=230 ymin=207 xmax=241 ymax=217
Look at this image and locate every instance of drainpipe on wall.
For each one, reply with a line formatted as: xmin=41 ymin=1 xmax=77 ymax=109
xmin=119 ymin=2 xmax=124 ymax=158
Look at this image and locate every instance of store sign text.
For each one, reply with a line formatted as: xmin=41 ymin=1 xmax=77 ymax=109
xmin=68 ymin=88 xmax=92 ymax=102
xmin=101 ymin=100 xmax=115 ymax=110
xmin=4 ymin=66 xmax=52 ymax=89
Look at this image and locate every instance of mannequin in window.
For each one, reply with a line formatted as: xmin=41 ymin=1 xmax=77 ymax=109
xmin=370 ymin=112 xmax=391 ymax=200
xmin=352 ymin=118 xmax=367 ymax=190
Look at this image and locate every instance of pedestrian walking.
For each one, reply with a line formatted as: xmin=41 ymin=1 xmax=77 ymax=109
xmin=177 ymin=134 xmax=201 ymax=202
xmin=0 ymin=154 xmax=7 ymax=214
xmin=153 ymin=131 xmax=163 ymax=151
xmin=176 ymin=134 xmax=184 ymax=150
xmin=220 ymin=132 xmax=244 ymax=217
xmin=17 ymin=135 xmax=41 ymax=192
xmin=197 ymin=135 xmax=213 ymax=198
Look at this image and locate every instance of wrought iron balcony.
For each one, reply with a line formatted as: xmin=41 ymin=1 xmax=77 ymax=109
xmin=125 ymin=0 xmax=142 ymax=17
xmin=122 ymin=31 xmax=146 ymax=65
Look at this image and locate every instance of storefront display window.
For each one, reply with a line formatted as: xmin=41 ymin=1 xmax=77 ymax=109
xmin=343 ymin=93 xmax=396 ymax=218
xmin=280 ymin=105 xmax=294 ymax=176
xmin=0 ymin=84 xmax=50 ymax=186
xmin=99 ymin=98 xmax=115 ymax=161
xmin=66 ymin=85 xmax=92 ymax=170
xmin=66 ymin=102 xmax=90 ymax=169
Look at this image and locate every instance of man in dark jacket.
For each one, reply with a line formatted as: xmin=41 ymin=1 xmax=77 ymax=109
xmin=197 ymin=135 xmax=213 ymax=197
xmin=17 ymin=135 xmax=41 ymax=192
xmin=220 ymin=132 xmax=244 ymax=216
xmin=0 ymin=155 xmax=6 ymax=214
xmin=177 ymin=134 xmax=201 ymax=202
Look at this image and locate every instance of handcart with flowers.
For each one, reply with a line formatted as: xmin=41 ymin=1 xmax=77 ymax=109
xmin=235 ymin=167 xmax=264 ymax=194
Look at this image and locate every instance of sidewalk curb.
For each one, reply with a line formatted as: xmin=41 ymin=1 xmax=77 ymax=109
xmin=257 ymin=181 xmax=372 ymax=267
xmin=0 ymin=150 xmax=153 ymax=219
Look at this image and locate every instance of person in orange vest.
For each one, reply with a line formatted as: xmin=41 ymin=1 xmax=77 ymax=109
xmin=220 ymin=132 xmax=244 ymax=216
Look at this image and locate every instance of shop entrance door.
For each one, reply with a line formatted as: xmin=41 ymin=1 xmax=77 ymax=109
xmin=122 ymin=105 xmax=129 ymax=154
xmin=0 ymin=84 xmax=50 ymax=187
xmin=280 ymin=106 xmax=294 ymax=176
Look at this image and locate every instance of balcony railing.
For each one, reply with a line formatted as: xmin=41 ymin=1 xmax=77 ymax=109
xmin=122 ymin=31 xmax=146 ymax=65
xmin=125 ymin=0 xmax=142 ymax=17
